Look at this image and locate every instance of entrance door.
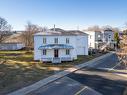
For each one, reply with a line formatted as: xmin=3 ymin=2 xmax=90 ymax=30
xmin=54 ymin=49 xmax=59 ymax=57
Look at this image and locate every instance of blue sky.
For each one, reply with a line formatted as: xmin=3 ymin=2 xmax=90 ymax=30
xmin=0 ymin=0 xmax=127 ymax=30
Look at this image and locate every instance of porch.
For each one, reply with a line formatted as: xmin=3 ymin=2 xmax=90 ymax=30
xmin=41 ymin=57 xmax=73 ymax=63
xmin=38 ymin=44 xmax=74 ymax=63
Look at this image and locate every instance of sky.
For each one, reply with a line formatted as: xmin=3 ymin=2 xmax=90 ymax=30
xmin=0 ymin=0 xmax=127 ymax=30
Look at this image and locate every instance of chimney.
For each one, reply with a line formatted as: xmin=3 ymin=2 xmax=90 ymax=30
xmin=54 ymin=24 xmax=55 ymax=31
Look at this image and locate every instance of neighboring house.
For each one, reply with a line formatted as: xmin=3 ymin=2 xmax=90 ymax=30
xmin=84 ymin=29 xmax=115 ymax=50
xmin=102 ymin=29 xmax=114 ymax=43
xmin=83 ymin=31 xmax=103 ymax=49
xmin=34 ymin=29 xmax=88 ymax=63
xmin=0 ymin=43 xmax=25 ymax=50
xmin=0 ymin=33 xmax=25 ymax=50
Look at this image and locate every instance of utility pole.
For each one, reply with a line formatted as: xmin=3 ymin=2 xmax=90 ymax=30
xmin=54 ymin=24 xmax=55 ymax=31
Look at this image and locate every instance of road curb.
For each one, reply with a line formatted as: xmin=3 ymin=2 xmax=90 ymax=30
xmin=8 ymin=52 xmax=113 ymax=95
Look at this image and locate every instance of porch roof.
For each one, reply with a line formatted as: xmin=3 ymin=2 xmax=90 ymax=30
xmin=38 ymin=44 xmax=74 ymax=49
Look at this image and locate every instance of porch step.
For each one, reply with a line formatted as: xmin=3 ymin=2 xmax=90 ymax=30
xmin=52 ymin=58 xmax=61 ymax=63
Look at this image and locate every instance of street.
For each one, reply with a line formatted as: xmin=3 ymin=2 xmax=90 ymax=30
xmin=27 ymin=53 xmax=127 ymax=95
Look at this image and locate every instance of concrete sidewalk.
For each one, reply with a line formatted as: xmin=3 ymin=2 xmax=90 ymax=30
xmin=8 ymin=53 xmax=113 ymax=95
xmin=116 ymin=73 xmax=127 ymax=78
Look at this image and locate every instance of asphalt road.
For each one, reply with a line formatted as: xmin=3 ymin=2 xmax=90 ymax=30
xmin=28 ymin=53 xmax=127 ymax=95
xmin=68 ymin=69 xmax=127 ymax=95
xmin=90 ymin=53 xmax=119 ymax=69
xmin=28 ymin=76 xmax=103 ymax=95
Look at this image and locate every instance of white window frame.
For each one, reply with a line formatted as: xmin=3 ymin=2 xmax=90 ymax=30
xmin=66 ymin=49 xmax=70 ymax=55
xmin=66 ymin=38 xmax=69 ymax=44
xmin=43 ymin=49 xmax=46 ymax=55
xmin=54 ymin=38 xmax=58 ymax=44
xmin=90 ymin=35 xmax=92 ymax=39
xmin=43 ymin=38 xmax=46 ymax=44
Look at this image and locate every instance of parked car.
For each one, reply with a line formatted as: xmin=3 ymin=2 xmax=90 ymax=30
xmin=88 ymin=48 xmax=97 ymax=55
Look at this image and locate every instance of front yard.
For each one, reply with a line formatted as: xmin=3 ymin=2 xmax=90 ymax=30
xmin=0 ymin=50 xmax=104 ymax=94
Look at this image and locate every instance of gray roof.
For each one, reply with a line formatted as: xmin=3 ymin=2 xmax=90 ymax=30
xmin=84 ymin=30 xmax=102 ymax=32
xmin=50 ymin=28 xmax=65 ymax=32
xmin=34 ymin=28 xmax=87 ymax=36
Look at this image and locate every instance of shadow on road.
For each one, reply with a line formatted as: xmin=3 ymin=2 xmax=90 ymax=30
xmin=68 ymin=70 xmax=127 ymax=95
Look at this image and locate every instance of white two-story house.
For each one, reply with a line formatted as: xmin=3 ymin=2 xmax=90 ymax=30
xmin=84 ymin=29 xmax=115 ymax=50
xmin=34 ymin=29 xmax=88 ymax=63
xmin=84 ymin=31 xmax=103 ymax=49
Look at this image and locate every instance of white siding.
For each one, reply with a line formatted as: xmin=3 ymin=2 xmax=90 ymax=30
xmin=84 ymin=30 xmax=115 ymax=49
xmin=34 ymin=35 xmax=88 ymax=61
xmin=84 ymin=31 xmax=95 ymax=48
xmin=76 ymin=36 xmax=88 ymax=55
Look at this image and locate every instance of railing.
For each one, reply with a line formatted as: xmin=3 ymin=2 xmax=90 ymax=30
xmin=41 ymin=58 xmax=52 ymax=62
xmin=41 ymin=57 xmax=72 ymax=63
xmin=61 ymin=57 xmax=72 ymax=61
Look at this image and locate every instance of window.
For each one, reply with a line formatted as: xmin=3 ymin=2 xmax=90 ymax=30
xmin=43 ymin=49 xmax=46 ymax=55
xmin=54 ymin=38 xmax=58 ymax=44
xmin=66 ymin=49 xmax=70 ymax=55
xmin=90 ymin=43 xmax=91 ymax=46
xmin=90 ymin=35 xmax=91 ymax=39
xmin=109 ymin=35 xmax=111 ymax=38
xmin=98 ymin=35 xmax=100 ymax=38
xmin=66 ymin=38 xmax=69 ymax=44
xmin=43 ymin=38 xmax=46 ymax=44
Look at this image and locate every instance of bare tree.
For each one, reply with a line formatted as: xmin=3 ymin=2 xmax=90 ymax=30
xmin=117 ymin=29 xmax=127 ymax=69
xmin=0 ymin=17 xmax=12 ymax=43
xmin=21 ymin=22 xmax=44 ymax=48
xmin=123 ymin=29 xmax=127 ymax=46
xmin=112 ymin=27 xmax=120 ymax=32
xmin=124 ymin=22 xmax=127 ymax=28
xmin=101 ymin=25 xmax=113 ymax=30
xmin=102 ymin=25 xmax=120 ymax=32
xmin=87 ymin=25 xmax=101 ymax=31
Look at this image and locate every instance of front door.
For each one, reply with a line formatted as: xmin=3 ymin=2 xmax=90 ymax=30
xmin=54 ymin=49 xmax=59 ymax=57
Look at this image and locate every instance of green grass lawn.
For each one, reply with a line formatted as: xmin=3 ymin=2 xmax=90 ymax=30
xmin=0 ymin=50 xmax=104 ymax=94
